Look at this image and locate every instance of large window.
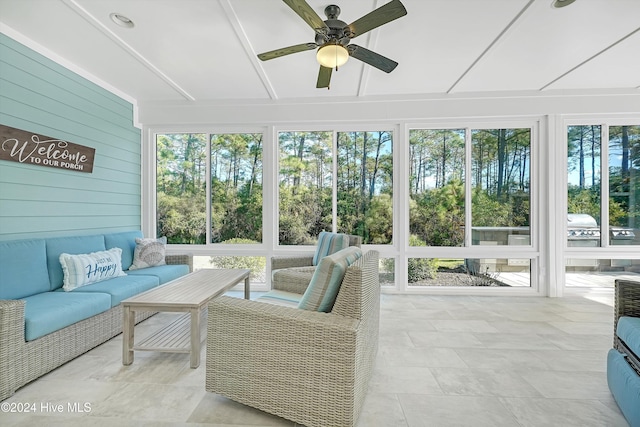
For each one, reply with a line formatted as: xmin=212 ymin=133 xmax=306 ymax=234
xmin=210 ymin=133 xmax=263 ymax=244
xmin=278 ymin=130 xmax=393 ymax=245
xmin=609 ymin=126 xmax=640 ymax=246
xmin=567 ymin=125 xmax=639 ymax=247
xmin=278 ymin=131 xmax=332 ymax=245
xmin=150 ymin=118 xmax=636 ymax=295
xmin=337 ymin=131 xmax=393 ymax=244
xmin=156 ymin=133 xmax=207 ymax=244
xmin=567 ymin=125 xmax=602 ymax=246
xmin=156 ymin=133 xmax=263 ymax=245
xmin=409 ymin=127 xmax=531 ymax=248
xmin=407 ymin=127 xmax=532 ymax=288
xmin=409 ymin=129 xmax=465 ymax=247
xmin=471 ymin=128 xmax=531 ymax=246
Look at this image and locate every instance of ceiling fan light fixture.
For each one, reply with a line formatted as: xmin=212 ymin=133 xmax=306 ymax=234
xmin=316 ymin=44 xmax=349 ymax=69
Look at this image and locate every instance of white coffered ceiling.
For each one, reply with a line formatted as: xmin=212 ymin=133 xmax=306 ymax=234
xmin=0 ymin=0 xmax=639 ymax=103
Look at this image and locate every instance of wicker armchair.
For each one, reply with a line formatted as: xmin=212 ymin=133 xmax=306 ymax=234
xmin=271 ymin=233 xmax=362 ymax=294
xmin=206 ymin=250 xmax=380 ymax=427
xmin=613 ymin=279 xmax=640 ymax=369
xmin=608 ymin=279 xmax=640 ymax=427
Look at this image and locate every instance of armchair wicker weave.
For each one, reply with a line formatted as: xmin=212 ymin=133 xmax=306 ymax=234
xmin=206 ymin=250 xmax=380 ymax=427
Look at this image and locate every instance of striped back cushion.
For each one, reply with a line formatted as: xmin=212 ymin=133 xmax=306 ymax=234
xmin=299 ymin=246 xmax=362 ymax=312
xmin=312 ymin=232 xmax=350 ymax=266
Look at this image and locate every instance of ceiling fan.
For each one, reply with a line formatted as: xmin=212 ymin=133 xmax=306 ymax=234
xmin=257 ymin=0 xmax=407 ymax=89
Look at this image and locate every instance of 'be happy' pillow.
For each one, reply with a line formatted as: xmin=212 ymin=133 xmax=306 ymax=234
xmin=128 ymin=236 xmax=167 ymax=270
xmin=60 ymin=247 xmax=127 ymax=291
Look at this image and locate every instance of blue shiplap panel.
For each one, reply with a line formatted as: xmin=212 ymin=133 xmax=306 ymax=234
xmin=0 ymin=33 xmax=141 ymax=241
xmin=0 ymin=35 xmax=132 ymax=122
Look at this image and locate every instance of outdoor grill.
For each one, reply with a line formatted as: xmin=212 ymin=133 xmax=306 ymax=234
xmin=567 ymin=214 xmax=600 ymax=247
xmin=610 ymin=227 xmax=636 ymax=244
xmin=567 ymin=213 xmax=636 ymax=246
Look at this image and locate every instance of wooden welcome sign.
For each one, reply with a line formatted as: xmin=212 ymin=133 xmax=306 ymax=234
xmin=0 ymin=124 xmax=95 ymax=173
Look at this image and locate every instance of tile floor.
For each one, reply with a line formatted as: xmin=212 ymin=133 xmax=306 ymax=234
xmin=0 ymin=289 xmax=631 ymax=427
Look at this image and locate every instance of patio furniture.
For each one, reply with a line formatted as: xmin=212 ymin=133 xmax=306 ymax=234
xmin=122 ymin=268 xmax=250 ymax=368
xmin=607 ymin=279 xmax=640 ymax=427
xmin=206 ymin=250 xmax=380 ymax=427
xmin=271 ymin=231 xmax=362 ymax=294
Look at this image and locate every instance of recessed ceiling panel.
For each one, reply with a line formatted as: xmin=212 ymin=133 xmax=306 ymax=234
xmin=1 ymin=0 xmax=639 ymax=102
xmin=364 ymin=0 xmax=531 ymax=96
xmin=545 ymin=31 xmax=640 ymax=90
xmin=0 ymin=0 xmax=181 ymax=101
xmin=74 ymin=0 xmax=270 ymax=101
xmin=452 ymin=0 xmax=640 ymax=93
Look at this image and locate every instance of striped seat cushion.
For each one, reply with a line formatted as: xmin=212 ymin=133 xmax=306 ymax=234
xmin=257 ymin=290 xmax=303 ymax=308
xmin=312 ymin=231 xmax=350 ymax=266
xmin=299 ymin=246 xmax=362 ymax=312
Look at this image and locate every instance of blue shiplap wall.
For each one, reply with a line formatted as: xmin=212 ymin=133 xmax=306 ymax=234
xmin=0 ymin=34 xmax=141 ymax=241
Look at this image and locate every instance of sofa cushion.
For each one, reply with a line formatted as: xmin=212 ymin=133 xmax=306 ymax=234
xmin=104 ymin=230 xmax=143 ymax=270
xmin=271 ymin=266 xmax=316 ymax=294
xmin=0 ymin=238 xmax=50 ymax=299
xmin=129 ymin=237 xmax=167 ymax=270
xmin=607 ymin=348 xmax=640 ymax=427
xmin=299 ymin=246 xmax=362 ymax=312
xmin=23 ymin=291 xmax=111 ymax=341
xmin=60 ymin=248 xmax=127 ymax=291
xmin=312 ymin=231 xmax=350 ymax=266
xmin=46 ymin=234 xmax=106 ymax=290
xmin=64 ymin=275 xmax=159 ymax=306
xmin=257 ymin=290 xmax=303 ymax=308
xmin=617 ymin=316 xmax=640 ymax=358
xmin=126 ymin=264 xmax=190 ymax=284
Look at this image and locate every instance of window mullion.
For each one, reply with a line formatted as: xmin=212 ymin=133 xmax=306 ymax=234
xmin=332 ymin=130 xmax=338 ymax=233
xmin=601 ymin=124 xmax=610 ymax=248
xmin=464 ymin=127 xmax=472 ymax=247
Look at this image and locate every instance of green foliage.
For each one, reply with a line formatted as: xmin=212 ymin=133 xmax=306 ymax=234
xmin=209 ymin=239 xmax=265 ymax=280
xmin=407 ymin=235 xmax=438 ymax=282
xmin=410 ymin=180 xmax=465 ymax=246
xmin=157 ymin=192 xmax=206 ymax=244
xmin=364 ymin=193 xmax=393 ymax=244
xmin=471 ymin=188 xmax=512 ymax=227
xmin=567 ymin=186 xmax=600 ymax=220
xmin=279 ymin=184 xmax=332 ymax=245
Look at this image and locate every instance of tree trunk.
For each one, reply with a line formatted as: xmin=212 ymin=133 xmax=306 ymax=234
xmin=497 ymin=129 xmax=506 ymax=198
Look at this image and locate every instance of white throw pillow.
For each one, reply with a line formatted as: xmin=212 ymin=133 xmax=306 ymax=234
xmin=60 ymin=248 xmax=127 ymax=291
xmin=128 ymin=236 xmax=167 ymax=270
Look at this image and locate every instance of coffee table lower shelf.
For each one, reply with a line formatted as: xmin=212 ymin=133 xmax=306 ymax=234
xmin=122 ymin=269 xmax=251 ymax=369
xmin=134 ymin=310 xmax=207 ymax=354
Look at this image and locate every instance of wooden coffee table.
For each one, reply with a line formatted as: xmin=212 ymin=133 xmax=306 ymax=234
xmin=122 ymin=268 xmax=250 ymax=368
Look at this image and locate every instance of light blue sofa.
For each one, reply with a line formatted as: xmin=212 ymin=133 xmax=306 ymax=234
xmin=607 ymin=279 xmax=640 ymax=427
xmin=0 ymin=230 xmax=192 ymax=401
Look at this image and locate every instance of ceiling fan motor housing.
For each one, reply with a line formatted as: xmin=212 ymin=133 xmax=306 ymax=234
xmin=315 ymin=5 xmax=350 ymax=46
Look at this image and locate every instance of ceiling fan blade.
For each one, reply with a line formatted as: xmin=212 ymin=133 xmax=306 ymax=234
xmin=282 ymin=0 xmax=329 ymax=35
xmin=345 ymin=0 xmax=407 ymax=39
xmin=258 ymin=42 xmax=317 ymax=61
xmin=316 ymin=66 xmax=332 ymax=89
xmin=348 ymin=45 xmax=398 ymax=73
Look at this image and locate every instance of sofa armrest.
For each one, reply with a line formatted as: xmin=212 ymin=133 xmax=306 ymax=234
xmin=271 ymin=255 xmax=314 ymax=271
xmin=614 ymin=279 xmax=640 ymax=347
xmin=208 ymin=296 xmax=358 ymax=344
xmin=615 ymin=279 xmax=640 ymax=322
xmin=0 ymin=300 xmax=26 ymax=400
xmin=0 ymin=299 xmax=25 ymax=342
xmin=166 ymin=253 xmax=193 ymax=272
